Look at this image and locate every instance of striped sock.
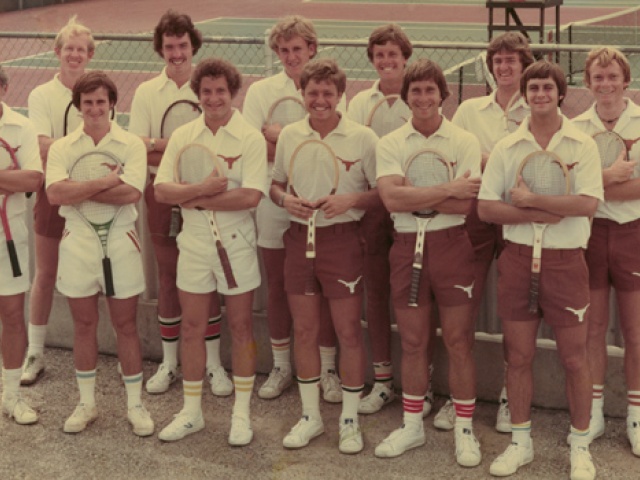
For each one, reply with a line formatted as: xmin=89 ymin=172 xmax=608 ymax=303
xmin=511 ymin=420 xmax=532 ymax=446
xmin=403 ymin=393 xmax=424 ymax=426
xmin=453 ymin=397 xmax=476 ymax=428
xmin=570 ymin=425 xmax=590 ymax=448
xmin=319 ymin=346 xmax=337 ymax=374
xmin=628 ymin=390 xmax=640 ymax=420
xmin=373 ymin=361 xmax=393 ymax=387
xmin=123 ymin=372 xmax=143 ymax=409
xmin=27 ymin=324 xmax=47 ymax=357
xmin=205 ymin=315 xmax=222 ymax=370
xmin=159 ymin=316 xmax=181 ymax=367
xmin=298 ymin=376 xmax=321 ymax=420
xmin=76 ymin=369 xmax=97 ymax=407
xmin=232 ymin=375 xmax=255 ymax=419
xmin=341 ymin=385 xmax=364 ymax=420
xmin=182 ymin=380 xmax=203 ymax=415
xmin=271 ymin=338 xmax=291 ymax=371
xmin=1 ymin=368 xmax=22 ymax=402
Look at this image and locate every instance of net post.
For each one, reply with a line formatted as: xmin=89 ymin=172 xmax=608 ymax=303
xmin=264 ymin=28 xmax=273 ymax=77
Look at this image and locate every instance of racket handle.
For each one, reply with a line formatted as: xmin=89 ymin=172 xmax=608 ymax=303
xmin=216 ymin=241 xmax=238 ymax=289
xmin=528 ymin=273 xmax=540 ymax=314
xmin=407 ymin=267 xmax=421 ymax=307
xmin=103 ymin=257 xmax=115 ymax=297
xmin=168 ymin=206 xmax=181 ymax=238
xmin=7 ymin=240 xmax=22 ymax=278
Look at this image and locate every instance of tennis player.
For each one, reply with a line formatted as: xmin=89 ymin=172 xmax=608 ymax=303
xmin=572 ymin=46 xmax=640 ymax=457
xmin=439 ymin=31 xmax=534 ymax=434
xmin=479 ymin=61 xmax=602 ymax=479
xmin=374 ymin=59 xmax=482 ymax=467
xmin=154 ymin=58 xmax=267 ymax=446
xmin=22 ymin=15 xmax=94 ymax=385
xmin=0 ymin=66 xmax=44 ymax=425
xmin=346 ymin=23 xmax=421 ymax=416
xmin=129 ymin=10 xmax=232 ymax=397
xmin=46 ymin=72 xmax=153 ymax=437
xmin=270 ymin=58 xmax=379 ymax=454
xmin=243 ymin=15 xmax=343 ymax=402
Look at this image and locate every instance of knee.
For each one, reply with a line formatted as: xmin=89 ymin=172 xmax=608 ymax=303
xmin=560 ymin=351 xmax=588 ymax=374
xmin=506 ymin=349 xmax=535 ymax=371
xmin=400 ymin=332 xmax=426 ymax=356
xmin=293 ymin=322 xmax=318 ymax=346
xmin=442 ymin=330 xmax=474 ymax=358
xmin=228 ymin=317 xmax=253 ymax=343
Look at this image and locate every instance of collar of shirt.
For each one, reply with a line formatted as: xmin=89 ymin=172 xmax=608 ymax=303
xmin=52 ymin=73 xmax=72 ymax=94
xmin=401 ymin=115 xmax=454 ymax=141
xmin=297 ymin=112 xmax=349 ymax=139
xmin=68 ymin=120 xmax=129 ymax=147
xmin=0 ymin=102 xmax=24 ymax=127
xmin=502 ymin=114 xmax=584 ymax=149
xmin=155 ymin=67 xmax=193 ymax=93
xmin=273 ymin=71 xmax=299 ymax=92
xmin=191 ymin=108 xmax=245 ymax=141
xmin=575 ymin=98 xmax=640 ymax=130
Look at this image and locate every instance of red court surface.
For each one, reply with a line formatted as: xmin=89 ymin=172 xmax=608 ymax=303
xmin=0 ymin=0 xmax=625 ymax=33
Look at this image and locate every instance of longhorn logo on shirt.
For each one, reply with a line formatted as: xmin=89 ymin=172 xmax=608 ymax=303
xmin=218 ymin=154 xmax=241 ymax=170
xmin=337 ymin=156 xmax=361 ymax=172
xmin=565 ymin=162 xmax=579 ymax=171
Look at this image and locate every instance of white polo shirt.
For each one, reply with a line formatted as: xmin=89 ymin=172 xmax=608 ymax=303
xmin=272 ymin=114 xmax=378 ymax=226
xmin=128 ymin=68 xmax=198 ymax=174
xmin=346 ymin=79 xmax=411 ymax=137
xmin=480 ymin=115 xmax=603 ymax=248
xmin=376 ymin=116 xmax=482 ymax=233
xmin=155 ymin=109 xmax=268 ymax=230
xmin=452 ymin=90 xmax=529 ymax=155
xmin=572 ymin=99 xmax=640 ymax=223
xmin=0 ymin=103 xmax=42 ymax=219
xmin=28 ymin=74 xmax=79 ymax=139
xmin=46 ymin=122 xmax=147 ymax=227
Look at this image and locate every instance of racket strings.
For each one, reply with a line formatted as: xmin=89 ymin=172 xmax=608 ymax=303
xmin=70 ymin=154 xmax=120 ymax=224
xmin=162 ymin=102 xmax=201 ymax=138
xmin=269 ymin=100 xmax=306 ymax=126
xmin=521 ymin=157 xmax=567 ymax=196
xmin=177 ymin=148 xmax=217 ymax=185
xmin=594 ymin=132 xmax=626 ymax=168
xmin=290 ymin=145 xmax=338 ymax=202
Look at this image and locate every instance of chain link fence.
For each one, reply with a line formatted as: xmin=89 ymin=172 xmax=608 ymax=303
xmin=1 ymin=29 xmax=638 ymax=346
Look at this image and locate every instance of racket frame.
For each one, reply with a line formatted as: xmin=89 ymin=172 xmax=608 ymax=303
xmin=0 ymin=137 xmax=22 ymax=277
xmin=265 ymin=96 xmax=306 ymax=126
xmin=287 ymin=139 xmax=339 ymax=295
xmin=69 ymin=150 xmax=125 ymax=296
xmin=403 ymin=148 xmax=454 ymax=307
xmin=592 ymin=130 xmax=628 ymax=168
xmin=365 ymin=94 xmax=401 ymax=127
xmin=174 ymin=143 xmax=238 ymax=289
xmin=515 ymin=150 xmax=570 ymax=314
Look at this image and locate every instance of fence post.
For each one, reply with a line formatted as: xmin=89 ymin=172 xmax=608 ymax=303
xmin=264 ymin=28 xmax=273 ymax=77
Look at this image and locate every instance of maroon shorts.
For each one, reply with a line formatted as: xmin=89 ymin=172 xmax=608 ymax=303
xmin=284 ymin=221 xmax=364 ymax=299
xmin=498 ymin=242 xmax=590 ymax=327
xmin=465 ymin=199 xmax=504 ymax=262
xmin=360 ymin=203 xmax=394 ymax=256
xmin=586 ymin=218 xmax=640 ymax=292
xmin=390 ymin=225 xmax=475 ymax=309
xmin=145 ymin=178 xmax=179 ymax=247
xmin=33 ymin=185 xmax=65 ymax=238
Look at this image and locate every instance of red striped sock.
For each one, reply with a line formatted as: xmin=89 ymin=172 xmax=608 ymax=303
xmin=403 ymin=393 xmax=424 ymax=425
xmin=453 ymin=397 xmax=475 ymax=427
xmin=628 ymin=390 xmax=640 ymax=419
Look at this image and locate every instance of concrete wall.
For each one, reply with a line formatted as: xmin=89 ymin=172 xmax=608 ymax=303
xmin=39 ymin=292 xmax=629 ymax=418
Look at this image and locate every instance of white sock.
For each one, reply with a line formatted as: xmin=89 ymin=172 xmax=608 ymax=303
xmin=182 ymin=380 xmax=203 ymax=415
xmin=271 ymin=337 xmax=291 ymax=371
xmin=298 ymin=377 xmax=321 ymax=420
xmin=2 ymin=368 xmax=22 ymax=402
xmin=76 ymin=369 xmax=97 ymax=407
xmin=319 ymin=346 xmax=336 ymax=373
xmin=232 ymin=375 xmax=255 ymax=419
xmin=159 ymin=316 xmax=180 ymax=368
xmin=123 ymin=372 xmax=143 ymax=409
xmin=341 ymin=386 xmax=363 ymax=421
xmin=27 ymin=324 xmax=47 ymax=357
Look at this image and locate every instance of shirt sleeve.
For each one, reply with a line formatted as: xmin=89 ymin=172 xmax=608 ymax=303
xmin=478 ymin=144 xmax=507 ymax=202
xmin=154 ymin=133 xmax=180 ymax=185
xmin=127 ymin=86 xmax=152 ymax=137
xmin=376 ymin=134 xmax=404 ymax=180
xmin=242 ymin=82 xmax=266 ymax=131
xmin=45 ymin=139 xmax=70 ymax=189
xmin=360 ymin=129 xmax=379 ymax=188
xmin=27 ymin=87 xmax=53 ymax=138
xmin=239 ymin=129 xmax=269 ymax=195
xmin=119 ymin=136 xmax=147 ymax=192
xmin=572 ymin=136 xmax=604 ymax=201
xmin=16 ymin=120 xmax=43 ymax=173
xmin=453 ymin=130 xmax=482 ymax=179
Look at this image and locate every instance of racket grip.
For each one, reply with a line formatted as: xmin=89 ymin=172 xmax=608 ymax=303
xmin=528 ymin=273 xmax=540 ymax=314
xmin=216 ymin=242 xmax=238 ymax=289
xmin=7 ymin=240 xmax=22 ymax=278
xmin=407 ymin=267 xmax=421 ymax=307
xmin=103 ymin=257 xmax=115 ymax=297
xmin=168 ymin=206 xmax=181 ymax=238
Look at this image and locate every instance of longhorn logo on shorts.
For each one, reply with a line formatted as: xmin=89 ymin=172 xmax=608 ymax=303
xmin=454 ymin=281 xmax=474 ymax=299
xmin=338 ymin=275 xmax=362 ymax=294
xmin=337 ymin=156 xmax=361 ymax=172
xmin=218 ymin=154 xmax=242 ymax=170
xmin=565 ymin=303 xmax=589 ymax=323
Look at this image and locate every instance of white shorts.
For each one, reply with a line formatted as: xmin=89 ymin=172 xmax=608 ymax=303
xmin=177 ymin=216 xmax=261 ymax=296
xmin=256 ymin=196 xmax=290 ymax=249
xmin=57 ymin=221 xmax=145 ymax=299
xmin=0 ymin=218 xmax=30 ymax=296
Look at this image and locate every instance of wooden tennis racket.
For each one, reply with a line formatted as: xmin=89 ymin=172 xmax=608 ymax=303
xmin=516 ymin=150 xmax=570 ymax=314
